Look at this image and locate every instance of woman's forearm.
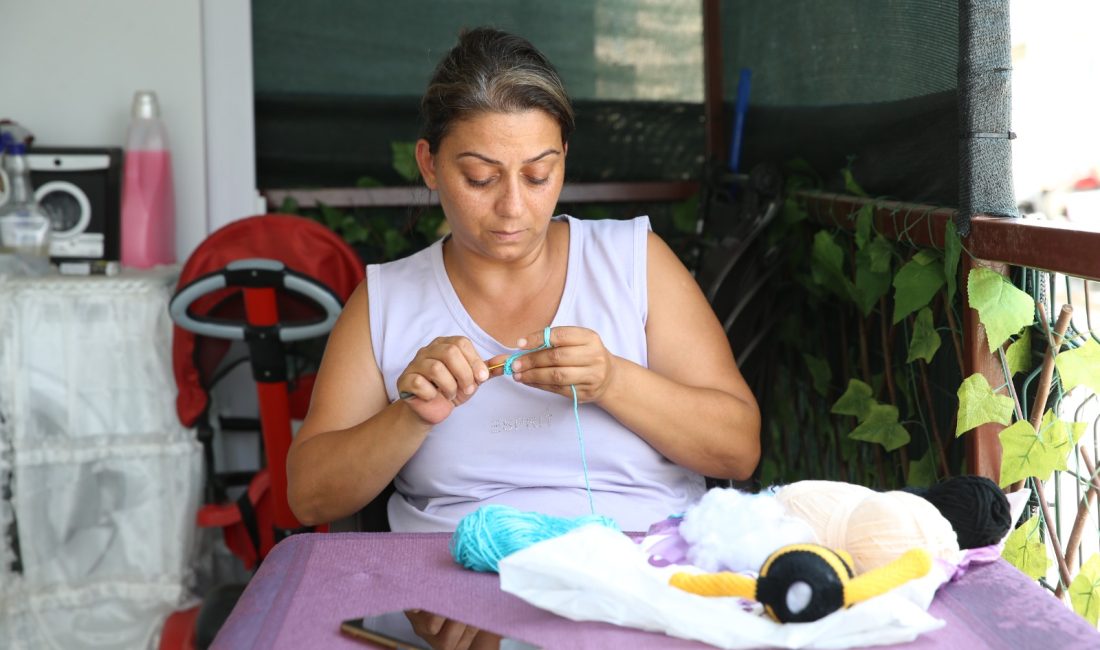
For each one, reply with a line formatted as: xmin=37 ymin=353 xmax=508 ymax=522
xmin=597 ymin=357 xmax=761 ymax=479
xmin=287 ymin=400 xmax=431 ymax=526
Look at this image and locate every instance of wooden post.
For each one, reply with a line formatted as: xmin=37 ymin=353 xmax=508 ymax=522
xmin=961 ymin=256 xmax=1005 ymax=481
xmin=701 ymin=0 xmax=725 ymax=161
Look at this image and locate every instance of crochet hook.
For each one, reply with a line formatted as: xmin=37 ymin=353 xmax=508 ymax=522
xmin=399 ymin=360 xmax=506 ymax=400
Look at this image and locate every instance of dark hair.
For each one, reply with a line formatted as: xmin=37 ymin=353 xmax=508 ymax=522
xmin=420 ymin=27 xmax=575 ymax=152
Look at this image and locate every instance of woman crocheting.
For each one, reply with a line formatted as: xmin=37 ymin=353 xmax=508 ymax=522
xmin=286 ymin=27 xmax=760 ymax=538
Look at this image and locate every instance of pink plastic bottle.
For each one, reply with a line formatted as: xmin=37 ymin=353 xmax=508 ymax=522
xmin=120 ymin=90 xmax=176 ymax=268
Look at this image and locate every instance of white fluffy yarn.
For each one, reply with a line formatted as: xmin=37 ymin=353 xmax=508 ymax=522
xmin=679 ymin=488 xmax=816 ymax=573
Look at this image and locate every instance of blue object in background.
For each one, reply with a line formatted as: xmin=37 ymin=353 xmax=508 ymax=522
xmin=729 ymin=67 xmax=752 ymax=174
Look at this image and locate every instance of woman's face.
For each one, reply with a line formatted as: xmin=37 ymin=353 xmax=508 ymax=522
xmin=416 ymin=109 xmax=566 ymax=262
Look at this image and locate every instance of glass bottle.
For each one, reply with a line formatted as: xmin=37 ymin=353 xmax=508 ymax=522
xmin=0 ymin=139 xmax=51 ymax=258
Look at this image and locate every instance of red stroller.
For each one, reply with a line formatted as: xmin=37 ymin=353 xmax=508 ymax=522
xmin=160 ymin=213 xmax=364 ymax=649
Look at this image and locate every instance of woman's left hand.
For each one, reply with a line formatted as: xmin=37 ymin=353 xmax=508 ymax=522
xmin=489 ymin=326 xmax=615 ymax=403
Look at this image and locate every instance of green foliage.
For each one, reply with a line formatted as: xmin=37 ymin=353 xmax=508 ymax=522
xmin=671 ymin=193 xmax=700 ymax=234
xmin=782 ymin=196 xmax=808 ymax=226
xmin=849 ymin=403 xmax=910 ymax=451
xmin=830 ymin=379 xmax=909 ymax=451
xmin=853 ymin=237 xmax=893 ymax=315
xmin=1054 ymin=338 xmax=1100 ymax=395
xmin=803 ymin=353 xmax=832 ymax=397
xmin=391 ymin=141 xmax=419 ymax=182
xmin=831 ymin=379 xmax=875 ymax=419
xmin=810 ymin=230 xmax=855 ymax=299
xmin=840 ymin=163 xmax=869 ymax=198
xmin=998 ymin=410 xmax=1084 ymax=487
xmin=1070 ymin=553 xmax=1100 ymax=626
xmin=906 ymin=307 xmax=941 ymax=364
xmin=967 ymin=267 xmax=1035 ymax=353
xmin=955 ymin=373 xmax=1014 ymax=436
xmin=853 ymin=204 xmax=873 ymax=249
xmin=892 ymin=250 xmax=945 ymax=324
xmin=1005 ymin=329 xmax=1033 ymax=376
xmin=1002 ymin=516 xmax=1050 ymax=580
xmin=280 ymin=141 xmax=444 ymax=263
xmin=768 ymin=163 xmax=1098 ymax=624
xmin=907 ymin=451 xmax=937 ymax=488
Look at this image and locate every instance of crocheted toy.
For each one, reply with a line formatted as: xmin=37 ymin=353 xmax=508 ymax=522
xmin=669 ymin=543 xmax=932 ymax=623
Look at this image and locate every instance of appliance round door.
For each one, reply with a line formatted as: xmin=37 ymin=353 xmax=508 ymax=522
xmin=36 ymin=180 xmax=91 ymax=239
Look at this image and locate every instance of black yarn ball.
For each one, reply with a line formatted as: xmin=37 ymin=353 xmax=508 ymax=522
xmin=909 ymin=476 xmax=1012 ymax=549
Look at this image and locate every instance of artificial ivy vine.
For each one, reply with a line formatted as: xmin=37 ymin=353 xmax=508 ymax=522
xmin=777 ymin=166 xmax=1100 ymax=622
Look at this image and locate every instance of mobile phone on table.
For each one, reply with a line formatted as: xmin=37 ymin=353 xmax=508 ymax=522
xmin=339 ymin=609 xmax=541 ymax=649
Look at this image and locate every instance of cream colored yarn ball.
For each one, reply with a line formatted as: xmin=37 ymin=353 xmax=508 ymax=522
xmin=842 ymin=490 xmax=961 ymax=572
xmin=775 ymin=480 xmax=875 ymax=531
xmin=776 ymin=481 xmax=962 ymax=573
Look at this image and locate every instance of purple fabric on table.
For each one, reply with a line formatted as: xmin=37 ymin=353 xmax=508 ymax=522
xmin=944 ymin=543 xmax=1005 ymax=580
xmin=212 ymin=532 xmax=1100 ymax=650
xmin=642 ymin=515 xmax=692 ymax=568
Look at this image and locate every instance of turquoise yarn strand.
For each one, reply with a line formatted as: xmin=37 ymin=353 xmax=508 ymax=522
xmin=503 ymin=327 xmax=594 ymax=514
xmin=451 ymin=504 xmax=618 ymax=573
xmin=450 ymin=328 xmax=608 ymax=574
xmin=572 ymin=384 xmax=595 ymax=515
xmin=501 ymin=326 xmax=553 ymax=375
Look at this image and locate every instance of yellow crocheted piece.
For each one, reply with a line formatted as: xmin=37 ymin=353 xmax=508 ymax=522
xmin=845 ymin=547 xmax=932 ymax=605
xmin=668 ymin=571 xmax=756 ymax=598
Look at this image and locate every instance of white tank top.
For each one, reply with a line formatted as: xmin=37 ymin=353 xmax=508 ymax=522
xmin=367 ymin=215 xmax=705 ymax=532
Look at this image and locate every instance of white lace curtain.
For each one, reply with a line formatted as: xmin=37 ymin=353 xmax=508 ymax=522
xmin=0 ymin=271 xmax=201 ymax=649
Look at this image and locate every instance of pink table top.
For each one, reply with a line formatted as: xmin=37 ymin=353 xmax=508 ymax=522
xmin=212 ymin=532 xmax=1100 ymax=649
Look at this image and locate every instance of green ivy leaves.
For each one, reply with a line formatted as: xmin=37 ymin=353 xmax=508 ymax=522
xmin=850 ymin=404 xmax=910 ymax=451
xmin=906 ymin=307 xmax=941 ymax=363
xmin=998 ymin=410 xmax=1084 ymax=487
xmin=907 ymin=451 xmax=937 ymax=488
xmin=968 ymin=267 xmax=1034 ymax=353
xmin=892 ymin=250 xmax=945 ymax=324
xmin=1070 ymin=553 xmax=1100 ymax=626
xmin=831 ymin=379 xmax=910 ymax=451
xmin=1054 ymin=339 xmax=1100 ymax=395
xmin=955 ymin=373 xmax=1014 ymax=436
xmin=391 ymin=141 xmax=419 ymax=182
xmin=803 ymin=354 xmax=832 ymax=397
xmin=811 ymin=231 xmax=854 ymax=300
xmin=1002 ymin=517 xmax=1049 ymax=580
xmin=1005 ymin=329 xmax=1033 ymax=376
xmin=832 ymin=379 xmax=875 ymax=419
xmin=854 ymin=235 xmax=893 ymax=315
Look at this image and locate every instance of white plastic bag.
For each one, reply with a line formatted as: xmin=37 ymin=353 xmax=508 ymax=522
xmin=499 ymin=525 xmax=947 ymax=649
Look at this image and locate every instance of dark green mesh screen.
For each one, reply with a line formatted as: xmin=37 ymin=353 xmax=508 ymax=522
xmin=722 ymin=0 xmax=960 ymax=206
xmin=253 ymin=0 xmax=706 ymax=188
xmin=254 ymin=1 xmax=1012 ymax=217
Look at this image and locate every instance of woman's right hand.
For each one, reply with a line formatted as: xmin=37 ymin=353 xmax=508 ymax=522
xmin=397 ymin=336 xmax=490 ymax=424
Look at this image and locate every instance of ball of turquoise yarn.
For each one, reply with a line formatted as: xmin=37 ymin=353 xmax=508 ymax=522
xmin=451 ymin=504 xmax=620 ymax=573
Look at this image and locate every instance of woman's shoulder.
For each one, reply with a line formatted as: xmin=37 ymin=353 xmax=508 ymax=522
xmin=561 ymin=215 xmax=651 ymax=252
xmin=560 ymin=213 xmax=650 ymax=233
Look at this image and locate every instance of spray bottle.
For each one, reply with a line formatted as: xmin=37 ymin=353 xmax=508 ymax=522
xmin=120 ymin=90 xmax=176 ymax=268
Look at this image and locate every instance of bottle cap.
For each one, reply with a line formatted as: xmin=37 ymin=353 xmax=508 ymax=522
xmin=131 ymin=90 xmax=161 ymax=119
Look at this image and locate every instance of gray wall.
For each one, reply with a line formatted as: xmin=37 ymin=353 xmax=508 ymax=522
xmin=1 ymin=0 xmax=258 ymax=262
